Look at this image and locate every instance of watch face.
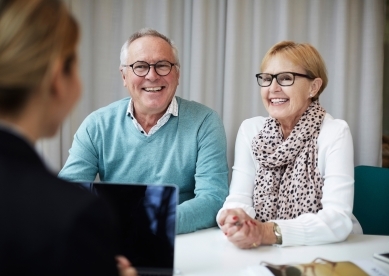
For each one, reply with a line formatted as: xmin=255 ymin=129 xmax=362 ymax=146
xmin=274 ymin=223 xmax=282 ymax=244
xmin=275 ymin=225 xmax=282 ymax=235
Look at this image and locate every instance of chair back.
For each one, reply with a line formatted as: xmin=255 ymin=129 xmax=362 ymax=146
xmin=353 ymin=165 xmax=389 ymax=235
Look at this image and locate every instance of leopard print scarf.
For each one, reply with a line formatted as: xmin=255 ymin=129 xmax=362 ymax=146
xmin=251 ymin=100 xmax=326 ymax=222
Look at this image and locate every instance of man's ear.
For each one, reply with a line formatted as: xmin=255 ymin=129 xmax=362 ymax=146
xmin=310 ymin=78 xmax=322 ymax=98
xmin=120 ymin=68 xmax=127 ymax=87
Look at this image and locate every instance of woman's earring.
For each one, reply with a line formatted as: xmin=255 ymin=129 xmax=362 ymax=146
xmin=309 ymin=94 xmax=313 ymax=98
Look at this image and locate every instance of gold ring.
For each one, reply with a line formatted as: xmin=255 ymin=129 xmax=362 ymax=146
xmin=252 ymin=243 xmax=257 ymax=248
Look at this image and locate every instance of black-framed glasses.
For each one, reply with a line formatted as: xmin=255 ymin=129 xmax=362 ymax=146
xmin=122 ymin=60 xmax=177 ymax=77
xmin=255 ymin=72 xmax=314 ymax=87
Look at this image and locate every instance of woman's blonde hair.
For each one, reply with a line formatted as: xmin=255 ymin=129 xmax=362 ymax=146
xmin=0 ymin=0 xmax=79 ymax=115
xmin=261 ymin=41 xmax=328 ymax=100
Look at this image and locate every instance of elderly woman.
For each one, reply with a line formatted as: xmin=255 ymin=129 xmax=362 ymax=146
xmin=0 ymin=0 xmax=136 ymax=274
xmin=217 ymin=41 xmax=360 ymax=248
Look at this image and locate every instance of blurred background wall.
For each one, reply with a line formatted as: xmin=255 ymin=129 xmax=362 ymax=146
xmin=37 ymin=0 xmax=387 ymax=175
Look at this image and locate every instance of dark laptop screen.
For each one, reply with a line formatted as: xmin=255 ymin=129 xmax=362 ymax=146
xmin=81 ymin=183 xmax=177 ymax=275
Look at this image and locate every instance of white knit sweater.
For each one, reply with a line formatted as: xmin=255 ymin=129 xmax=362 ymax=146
xmin=217 ymin=113 xmax=362 ymax=247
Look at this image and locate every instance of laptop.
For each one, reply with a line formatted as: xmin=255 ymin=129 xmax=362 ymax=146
xmin=79 ymin=182 xmax=178 ymax=276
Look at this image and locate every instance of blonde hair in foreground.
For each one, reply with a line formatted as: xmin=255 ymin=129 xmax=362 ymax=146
xmin=261 ymin=41 xmax=328 ymax=101
xmin=0 ymin=0 xmax=79 ymax=115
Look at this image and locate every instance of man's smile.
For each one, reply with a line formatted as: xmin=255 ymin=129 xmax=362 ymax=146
xmin=143 ymin=86 xmax=163 ymax=92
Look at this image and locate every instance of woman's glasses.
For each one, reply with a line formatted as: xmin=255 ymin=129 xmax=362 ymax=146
xmin=256 ymin=72 xmax=314 ymax=87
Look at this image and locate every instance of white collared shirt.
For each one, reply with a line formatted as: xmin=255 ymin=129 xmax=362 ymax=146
xmin=126 ymin=97 xmax=178 ymax=136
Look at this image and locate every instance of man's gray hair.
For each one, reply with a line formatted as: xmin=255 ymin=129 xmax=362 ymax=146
xmin=120 ymin=28 xmax=180 ymax=69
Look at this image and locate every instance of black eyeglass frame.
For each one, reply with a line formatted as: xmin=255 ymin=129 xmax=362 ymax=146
xmin=122 ymin=60 xmax=177 ymax=77
xmin=255 ymin=72 xmax=314 ymax=87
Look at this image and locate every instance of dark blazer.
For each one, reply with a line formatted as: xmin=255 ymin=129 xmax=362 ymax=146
xmin=0 ymin=128 xmax=119 ymax=275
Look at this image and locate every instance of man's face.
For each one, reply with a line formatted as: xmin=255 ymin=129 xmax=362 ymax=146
xmin=120 ymin=36 xmax=179 ymax=117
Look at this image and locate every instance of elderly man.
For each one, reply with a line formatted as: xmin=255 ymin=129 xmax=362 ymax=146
xmin=59 ymin=28 xmax=229 ymax=234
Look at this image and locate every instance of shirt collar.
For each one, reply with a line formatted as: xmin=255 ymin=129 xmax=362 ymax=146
xmin=127 ymin=97 xmax=178 ymax=118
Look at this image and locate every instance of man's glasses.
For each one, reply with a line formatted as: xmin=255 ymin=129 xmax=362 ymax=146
xmin=122 ymin=60 xmax=177 ymax=77
xmin=256 ymin=72 xmax=314 ymax=87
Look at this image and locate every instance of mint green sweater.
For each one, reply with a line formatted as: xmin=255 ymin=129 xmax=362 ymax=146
xmin=59 ymin=97 xmax=229 ymax=234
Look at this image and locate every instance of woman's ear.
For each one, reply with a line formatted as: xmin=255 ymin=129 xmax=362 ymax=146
xmin=49 ymin=60 xmax=64 ymax=101
xmin=48 ymin=57 xmax=81 ymax=116
xmin=310 ymin=78 xmax=323 ymax=98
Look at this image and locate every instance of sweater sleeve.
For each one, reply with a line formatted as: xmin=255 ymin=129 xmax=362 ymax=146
xmin=177 ymin=111 xmax=229 ymax=234
xmin=216 ymin=119 xmax=258 ymax=224
xmin=58 ymin=113 xmax=99 ymax=182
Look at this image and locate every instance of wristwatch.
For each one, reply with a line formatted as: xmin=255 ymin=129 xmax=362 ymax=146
xmin=273 ymin=223 xmax=283 ymax=245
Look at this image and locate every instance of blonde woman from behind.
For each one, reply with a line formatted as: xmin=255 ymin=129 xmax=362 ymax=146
xmin=0 ymin=0 xmax=136 ymax=275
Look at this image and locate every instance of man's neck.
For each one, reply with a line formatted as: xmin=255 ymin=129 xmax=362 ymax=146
xmin=133 ymin=111 xmax=163 ymax=134
xmin=131 ymin=99 xmax=173 ymax=134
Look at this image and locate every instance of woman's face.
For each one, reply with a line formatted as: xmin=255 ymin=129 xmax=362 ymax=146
xmin=63 ymin=57 xmax=82 ymax=117
xmin=45 ymin=55 xmax=82 ymax=138
xmin=261 ymin=54 xmax=314 ymax=128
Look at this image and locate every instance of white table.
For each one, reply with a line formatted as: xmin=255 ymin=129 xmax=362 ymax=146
xmin=174 ymin=228 xmax=389 ymax=276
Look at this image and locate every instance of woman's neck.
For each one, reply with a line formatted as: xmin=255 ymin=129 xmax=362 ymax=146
xmin=278 ymin=117 xmax=300 ymax=140
xmin=0 ymin=106 xmax=42 ymax=144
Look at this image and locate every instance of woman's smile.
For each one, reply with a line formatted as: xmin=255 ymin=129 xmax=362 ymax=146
xmin=269 ymin=98 xmax=289 ymax=105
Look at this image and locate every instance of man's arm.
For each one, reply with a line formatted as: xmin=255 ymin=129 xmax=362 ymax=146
xmin=177 ymin=110 xmax=229 ymax=234
xmin=59 ymin=114 xmax=99 ymax=182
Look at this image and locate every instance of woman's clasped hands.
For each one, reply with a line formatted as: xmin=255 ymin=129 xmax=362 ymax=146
xmin=218 ymin=208 xmax=275 ymax=249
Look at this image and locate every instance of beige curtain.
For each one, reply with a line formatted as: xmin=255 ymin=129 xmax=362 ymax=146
xmin=37 ymin=0 xmax=385 ymax=175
